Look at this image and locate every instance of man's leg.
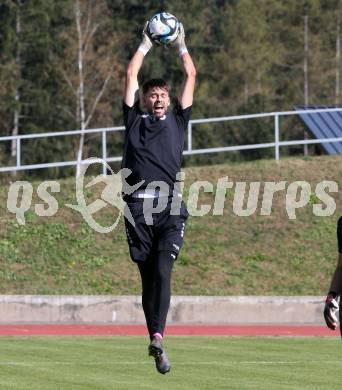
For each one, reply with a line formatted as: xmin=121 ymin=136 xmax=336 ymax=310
xmin=150 ymin=201 xmax=188 ymax=336
xmin=124 ymin=200 xmax=155 ymax=336
xmin=144 ymin=250 xmax=174 ymax=375
xmin=324 ymin=254 xmax=342 ymax=331
xmin=324 ymin=217 xmax=342 ymax=331
xmin=327 ymin=254 xmax=342 ymax=298
xmin=151 ymin=250 xmax=175 ymax=337
xmin=137 ymin=255 xmax=156 ymax=339
xmin=147 ymin=200 xmax=187 ymax=374
xmin=328 ymin=217 xmax=342 ymax=296
xmin=138 ymin=250 xmax=175 ymax=339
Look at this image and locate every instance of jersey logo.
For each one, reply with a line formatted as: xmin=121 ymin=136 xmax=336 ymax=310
xmin=141 ymin=113 xmax=167 ymax=121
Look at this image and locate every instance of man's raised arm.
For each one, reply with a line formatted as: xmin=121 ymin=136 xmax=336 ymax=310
xmin=124 ymin=23 xmax=153 ymax=107
xmin=172 ymin=24 xmax=196 ymax=109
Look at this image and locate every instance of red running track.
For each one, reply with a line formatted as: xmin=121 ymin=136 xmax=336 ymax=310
xmin=0 ymin=325 xmax=338 ymax=337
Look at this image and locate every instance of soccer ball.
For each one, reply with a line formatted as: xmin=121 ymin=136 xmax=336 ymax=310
xmin=147 ymin=12 xmax=180 ymax=45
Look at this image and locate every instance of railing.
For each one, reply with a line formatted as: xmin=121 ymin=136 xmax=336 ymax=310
xmin=0 ymin=107 xmax=341 ymax=175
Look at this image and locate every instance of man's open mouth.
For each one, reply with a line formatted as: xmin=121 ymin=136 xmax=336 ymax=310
xmin=153 ymin=105 xmax=164 ymax=115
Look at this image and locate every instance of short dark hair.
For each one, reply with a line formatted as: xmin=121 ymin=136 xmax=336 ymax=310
xmin=142 ymin=78 xmax=171 ymax=95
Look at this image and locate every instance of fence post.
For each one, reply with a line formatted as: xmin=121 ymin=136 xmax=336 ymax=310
xmin=274 ymin=114 xmax=280 ymax=162
xmin=16 ymin=138 xmax=21 ymax=170
xmin=188 ymin=122 xmax=192 ymax=152
xmin=102 ymin=130 xmax=107 ymax=176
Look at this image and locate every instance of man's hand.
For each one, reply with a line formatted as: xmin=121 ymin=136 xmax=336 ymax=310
xmin=171 ymin=23 xmax=188 ymax=56
xmin=138 ymin=21 xmax=153 ymax=56
xmin=324 ymin=295 xmax=339 ymax=330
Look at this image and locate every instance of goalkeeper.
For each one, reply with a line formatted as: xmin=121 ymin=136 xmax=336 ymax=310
xmin=324 ymin=217 xmax=342 ymax=332
xmin=121 ymin=21 xmax=196 ymax=375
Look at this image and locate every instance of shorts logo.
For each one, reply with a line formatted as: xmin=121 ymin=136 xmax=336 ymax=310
xmin=180 ymin=222 xmax=185 ymax=238
xmin=173 ymin=243 xmax=180 ymax=251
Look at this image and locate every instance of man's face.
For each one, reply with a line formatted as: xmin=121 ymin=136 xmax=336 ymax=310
xmin=142 ymin=87 xmax=170 ymax=118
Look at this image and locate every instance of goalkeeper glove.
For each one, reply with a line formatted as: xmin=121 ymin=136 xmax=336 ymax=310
xmin=171 ymin=23 xmax=188 ymax=56
xmin=138 ymin=21 xmax=153 ymax=56
xmin=324 ymin=294 xmax=339 ymax=330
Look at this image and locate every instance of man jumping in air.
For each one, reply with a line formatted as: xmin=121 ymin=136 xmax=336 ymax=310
xmin=324 ymin=217 xmax=342 ymax=333
xmin=121 ymin=21 xmax=196 ymax=374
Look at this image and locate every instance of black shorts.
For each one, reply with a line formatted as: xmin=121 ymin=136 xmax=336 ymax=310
xmin=124 ymin=198 xmax=189 ymax=262
xmin=338 ymin=216 xmax=342 ymax=254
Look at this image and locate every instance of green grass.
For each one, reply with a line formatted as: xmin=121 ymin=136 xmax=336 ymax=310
xmin=0 ymin=155 xmax=341 ymax=295
xmin=0 ymin=336 xmax=341 ymax=389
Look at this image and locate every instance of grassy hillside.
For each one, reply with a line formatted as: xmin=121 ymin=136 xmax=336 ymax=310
xmin=0 ymin=156 xmax=341 ymax=295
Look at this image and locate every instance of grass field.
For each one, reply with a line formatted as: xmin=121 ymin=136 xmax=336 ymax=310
xmin=0 ymin=336 xmax=341 ymax=389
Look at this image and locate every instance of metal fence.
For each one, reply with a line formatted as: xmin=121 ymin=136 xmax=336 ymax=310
xmin=0 ymin=107 xmax=341 ymax=175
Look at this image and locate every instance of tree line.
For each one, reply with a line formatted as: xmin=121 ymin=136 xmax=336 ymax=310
xmin=0 ymin=0 xmax=341 ymax=176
